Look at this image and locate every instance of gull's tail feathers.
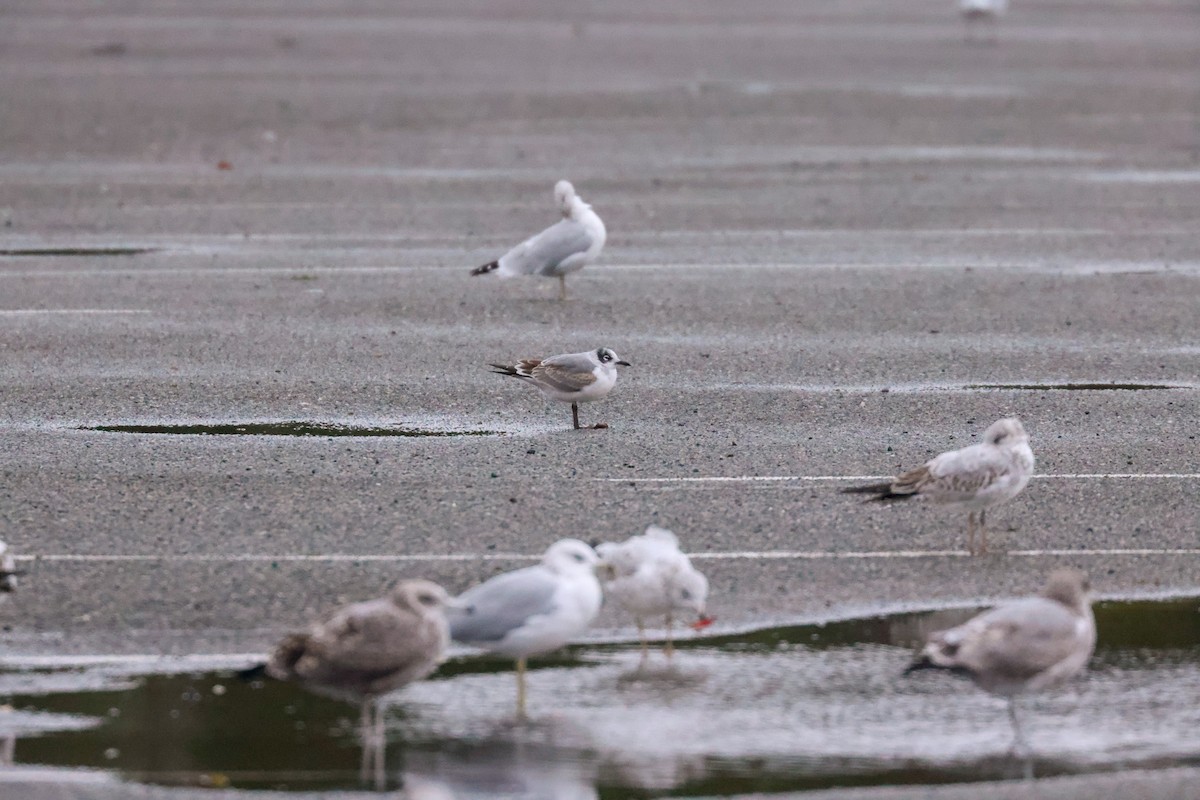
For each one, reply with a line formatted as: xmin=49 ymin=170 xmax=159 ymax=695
xmin=489 ymin=359 xmax=540 ymax=379
xmin=840 ymin=482 xmax=909 ymax=502
xmin=471 ymin=260 xmax=500 ymax=277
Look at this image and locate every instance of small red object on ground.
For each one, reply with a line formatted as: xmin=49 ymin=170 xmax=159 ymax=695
xmin=690 ymin=615 xmax=715 ymax=631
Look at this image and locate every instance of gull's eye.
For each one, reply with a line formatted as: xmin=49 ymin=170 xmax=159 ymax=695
xmin=417 ymin=592 xmax=439 ymax=606
xmin=572 ymin=552 xmax=586 ymax=563
xmin=992 ymin=434 xmax=1004 ymax=444
xmin=599 ymin=351 xmax=612 ymax=362
xmin=680 ymin=589 xmax=692 ymax=600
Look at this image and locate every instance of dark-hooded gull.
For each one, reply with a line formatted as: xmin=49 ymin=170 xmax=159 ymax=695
xmin=490 ymin=347 xmax=631 ymax=430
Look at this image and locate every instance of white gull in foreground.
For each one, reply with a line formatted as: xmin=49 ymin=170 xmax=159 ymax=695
xmin=597 ymin=525 xmax=712 ymax=660
xmin=905 ymin=568 xmax=1095 ymax=755
xmin=842 ymin=417 xmax=1034 ymax=555
xmin=470 ymin=179 xmax=606 ymax=301
xmin=449 ymin=539 xmax=603 ymax=719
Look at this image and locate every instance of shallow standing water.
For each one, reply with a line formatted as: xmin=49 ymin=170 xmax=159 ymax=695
xmin=1 ymin=598 xmax=1198 ymax=796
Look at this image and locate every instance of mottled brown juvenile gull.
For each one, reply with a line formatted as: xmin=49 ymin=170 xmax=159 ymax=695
xmin=448 ymin=539 xmax=602 ymax=720
xmin=490 ymin=347 xmax=630 ymax=430
xmin=842 ymin=417 xmax=1034 ymax=555
xmin=470 ymin=179 xmax=606 ymax=301
xmin=249 ymin=579 xmax=456 ymax=786
xmin=905 ymin=569 xmax=1095 ymax=754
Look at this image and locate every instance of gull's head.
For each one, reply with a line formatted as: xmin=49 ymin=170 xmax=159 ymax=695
xmin=983 ymin=417 xmax=1028 ymax=447
xmin=669 ymin=566 xmax=709 ymax=616
xmin=595 ymin=347 xmax=631 ymax=369
xmin=1041 ymin=568 xmax=1091 ymax=613
xmin=554 ymin=180 xmax=578 ymax=216
xmin=643 ymin=524 xmax=679 ymax=548
xmin=391 ymin=579 xmax=457 ymax=615
xmin=543 ymin=538 xmax=599 ymax=574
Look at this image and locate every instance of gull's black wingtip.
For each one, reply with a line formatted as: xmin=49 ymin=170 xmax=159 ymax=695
xmin=471 ymin=260 xmax=500 ymax=276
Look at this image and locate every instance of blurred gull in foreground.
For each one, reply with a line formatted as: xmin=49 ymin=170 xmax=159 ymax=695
xmin=905 ymin=569 xmax=1095 ymax=756
xmin=841 ymin=417 xmax=1034 ymax=555
xmin=597 ymin=525 xmax=713 ymax=660
xmin=470 ymin=179 xmax=606 ymax=301
xmin=449 ymin=539 xmax=603 ymax=720
xmin=490 ymin=347 xmax=630 ymax=430
xmin=246 ymin=579 xmax=456 ymax=788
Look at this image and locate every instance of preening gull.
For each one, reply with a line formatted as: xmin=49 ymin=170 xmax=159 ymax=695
xmin=470 ymin=179 xmax=606 ymax=301
xmin=490 ymin=347 xmax=631 ymax=430
xmin=597 ymin=525 xmax=712 ymax=660
xmin=905 ymin=568 xmax=1095 ymax=754
xmin=842 ymin=417 xmax=1034 ymax=555
xmin=248 ymin=579 xmax=456 ymax=786
xmin=449 ymin=539 xmax=603 ymax=719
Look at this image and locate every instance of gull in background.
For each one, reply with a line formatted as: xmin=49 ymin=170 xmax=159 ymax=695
xmin=448 ymin=539 xmax=603 ymax=720
xmin=470 ymin=179 xmax=606 ymax=301
xmin=597 ymin=525 xmax=713 ymax=661
xmin=245 ymin=579 xmax=457 ymax=788
xmin=960 ymin=0 xmax=1008 ymax=43
xmin=490 ymin=347 xmax=631 ymax=430
xmin=0 ymin=540 xmax=23 ymax=595
xmin=841 ymin=417 xmax=1034 ymax=555
xmin=905 ymin=569 xmax=1095 ymax=759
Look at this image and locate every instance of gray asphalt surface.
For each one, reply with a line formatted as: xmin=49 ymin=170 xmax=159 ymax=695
xmin=1 ymin=0 xmax=1199 ymax=797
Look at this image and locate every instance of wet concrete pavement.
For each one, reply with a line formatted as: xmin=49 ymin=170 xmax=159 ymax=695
xmin=1 ymin=0 xmax=1199 ymax=796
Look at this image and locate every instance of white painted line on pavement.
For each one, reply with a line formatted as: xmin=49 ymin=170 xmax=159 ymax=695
xmin=601 ymin=473 xmax=1200 ymax=484
xmin=16 ymin=548 xmax=1200 ymax=565
xmin=0 ymin=309 xmax=152 ymax=315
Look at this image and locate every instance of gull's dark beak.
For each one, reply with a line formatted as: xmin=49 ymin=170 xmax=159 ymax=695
xmin=616 ymin=360 xmax=631 ymax=367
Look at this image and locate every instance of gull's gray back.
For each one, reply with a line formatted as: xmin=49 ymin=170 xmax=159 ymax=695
xmin=272 ymin=596 xmax=446 ymax=698
xmin=947 ymin=596 xmax=1091 ymax=693
xmin=503 ymin=219 xmax=593 ymax=277
xmin=449 ymin=566 xmax=559 ymax=645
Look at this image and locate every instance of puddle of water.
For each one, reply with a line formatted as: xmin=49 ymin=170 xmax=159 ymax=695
xmin=1 ymin=598 xmax=1197 ymax=795
xmin=0 ymin=248 xmax=156 ymax=257
xmin=78 ymin=422 xmax=498 ymax=438
xmin=963 ymin=382 xmax=1188 ymax=392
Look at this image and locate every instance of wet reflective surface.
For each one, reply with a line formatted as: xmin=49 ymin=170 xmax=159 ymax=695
xmin=1 ymin=598 xmax=1198 ymax=795
xmin=962 ymin=383 xmax=1187 ymax=392
xmin=80 ymin=422 xmax=498 ymax=438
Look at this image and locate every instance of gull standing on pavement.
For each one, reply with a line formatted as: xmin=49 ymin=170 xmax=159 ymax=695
xmin=905 ymin=569 xmax=1095 ymax=757
xmin=448 ymin=539 xmax=603 ymax=720
xmin=597 ymin=525 xmax=713 ymax=660
xmin=470 ymin=180 xmax=606 ymax=301
xmin=0 ymin=540 xmax=22 ymax=595
xmin=490 ymin=347 xmax=631 ymax=430
xmin=841 ymin=417 xmax=1034 ymax=555
xmin=249 ymin=579 xmax=457 ymax=787
xmin=960 ymin=0 xmax=1007 ymax=43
